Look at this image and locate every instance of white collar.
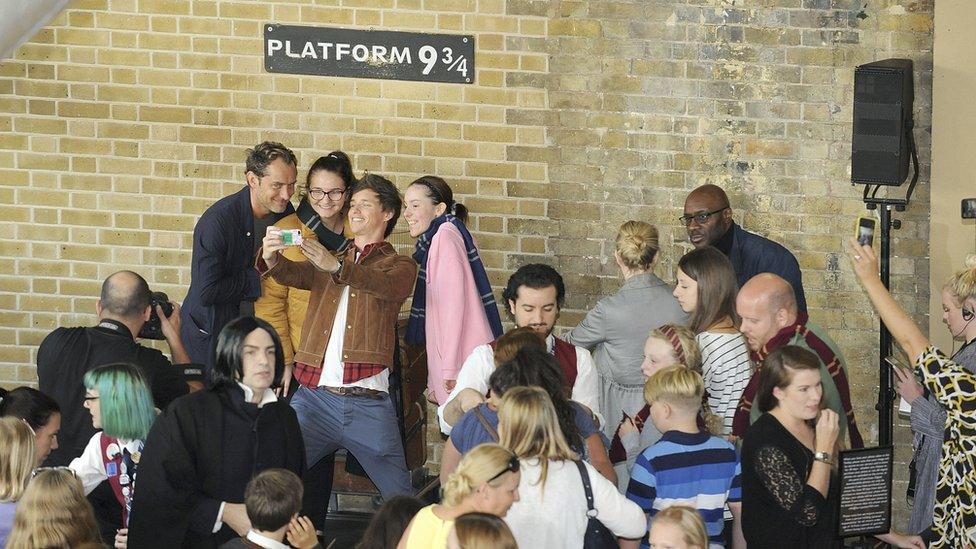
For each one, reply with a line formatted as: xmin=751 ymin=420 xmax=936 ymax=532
xmin=244 ymin=530 xmax=289 ymax=549
xmin=237 ymin=382 xmax=277 ymax=408
xmin=545 ymin=333 xmax=555 ymax=352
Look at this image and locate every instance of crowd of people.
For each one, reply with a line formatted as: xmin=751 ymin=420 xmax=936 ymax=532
xmin=0 ymin=140 xmax=973 ymax=548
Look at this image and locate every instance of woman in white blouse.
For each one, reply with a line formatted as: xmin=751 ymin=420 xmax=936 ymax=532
xmin=499 ymin=386 xmax=645 ymax=548
xmin=69 ymin=362 xmax=157 ymax=547
xmin=673 ymin=247 xmax=752 ymax=437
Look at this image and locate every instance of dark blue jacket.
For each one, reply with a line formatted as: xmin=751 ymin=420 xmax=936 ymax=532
xmin=180 ymin=187 xmax=294 ymax=373
xmin=729 ymin=222 xmax=807 ymax=312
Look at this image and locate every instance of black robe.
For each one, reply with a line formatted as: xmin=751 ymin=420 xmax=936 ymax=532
xmin=128 ymin=384 xmax=305 ymax=549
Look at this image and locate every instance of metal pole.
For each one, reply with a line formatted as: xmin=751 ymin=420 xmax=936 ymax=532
xmin=877 ymin=204 xmax=894 ymax=446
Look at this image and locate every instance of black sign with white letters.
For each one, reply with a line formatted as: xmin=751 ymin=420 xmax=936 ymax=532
xmin=264 ymin=24 xmax=474 ymax=84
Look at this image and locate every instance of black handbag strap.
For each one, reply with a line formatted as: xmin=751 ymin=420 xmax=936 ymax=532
xmin=574 ymin=459 xmax=597 ymax=514
xmin=474 ymin=407 xmax=499 ymax=442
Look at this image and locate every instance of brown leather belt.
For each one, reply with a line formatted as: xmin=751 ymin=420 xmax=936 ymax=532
xmin=321 ymin=386 xmax=384 ymax=399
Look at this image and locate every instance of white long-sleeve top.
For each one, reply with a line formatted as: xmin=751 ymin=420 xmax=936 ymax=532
xmin=697 ymin=331 xmax=752 ymax=435
xmin=436 ymin=334 xmax=602 ymax=434
xmin=69 ymin=432 xmax=143 ymax=496
xmin=505 ymin=458 xmax=646 ymax=548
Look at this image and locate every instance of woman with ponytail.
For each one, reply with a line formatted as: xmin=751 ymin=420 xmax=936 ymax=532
xmin=896 ymin=255 xmax=976 ymax=538
xmin=398 ymin=443 xmax=520 ymax=549
xmin=403 ymin=176 xmax=503 ymax=404
xmin=256 ymin=150 xmax=355 ymax=395
xmin=566 ymin=220 xmax=688 ymax=437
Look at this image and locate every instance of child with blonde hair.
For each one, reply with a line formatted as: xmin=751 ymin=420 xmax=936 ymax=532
xmin=623 ymin=366 xmax=743 ymax=549
xmin=0 ymin=417 xmax=35 ymax=546
xmin=447 ymin=512 xmax=517 ymax=549
xmin=649 ymin=505 xmax=709 ymax=549
xmin=5 ymin=469 xmax=102 ymax=549
xmin=610 ymin=324 xmax=716 ymax=489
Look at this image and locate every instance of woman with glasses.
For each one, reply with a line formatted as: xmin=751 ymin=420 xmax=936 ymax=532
xmin=127 ymin=317 xmax=305 ymax=549
xmin=398 ymin=443 xmax=520 ymax=549
xmin=256 ymin=150 xmax=355 ymax=396
xmin=403 ymin=175 xmax=503 ymax=405
xmin=565 ymin=220 xmax=688 ymax=438
xmin=0 ymin=418 xmax=35 ymax=546
xmin=0 ymin=387 xmax=61 ymax=468
xmin=499 ymin=386 xmax=645 ymax=548
xmin=5 ymin=468 xmax=102 ymax=549
xmin=67 ymin=362 xmax=156 ymax=547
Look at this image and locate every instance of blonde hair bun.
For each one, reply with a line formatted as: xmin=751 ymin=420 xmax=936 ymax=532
xmin=616 ymin=221 xmax=660 ymax=271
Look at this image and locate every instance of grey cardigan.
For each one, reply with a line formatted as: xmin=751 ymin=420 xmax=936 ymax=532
xmin=565 ymin=273 xmax=688 ymax=386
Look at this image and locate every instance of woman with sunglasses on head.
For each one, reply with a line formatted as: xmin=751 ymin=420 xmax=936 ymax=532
xmin=403 ymin=175 xmax=504 ymax=405
xmin=256 ymin=151 xmax=355 ymax=396
xmin=0 ymin=387 xmax=61 ymax=468
xmin=398 ymin=443 xmax=520 ymax=549
xmin=5 ymin=468 xmax=103 ymax=549
xmin=0 ymin=418 xmax=35 ymax=546
xmin=499 ymin=386 xmax=645 ymax=548
xmin=127 ymin=317 xmax=305 ymax=549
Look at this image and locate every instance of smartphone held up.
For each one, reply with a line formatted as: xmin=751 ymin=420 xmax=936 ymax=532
xmin=855 ymin=216 xmax=876 ymax=247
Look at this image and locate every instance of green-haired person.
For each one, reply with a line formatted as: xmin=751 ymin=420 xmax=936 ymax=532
xmin=68 ymin=362 xmax=156 ymax=547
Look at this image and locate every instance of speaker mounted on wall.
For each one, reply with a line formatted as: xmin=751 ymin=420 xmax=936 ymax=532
xmin=851 ymin=58 xmax=915 ymax=186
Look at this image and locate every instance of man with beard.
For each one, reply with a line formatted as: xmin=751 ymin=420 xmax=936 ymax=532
xmin=682 ymin=184 xmax=807 ymax=312
xmin=437 ymin=263 xmax=601 ymax=434
xmin=181 ymin=142 xmax=298 ymax=375
xmin=731 ymin=273 xmax=863 ymax=448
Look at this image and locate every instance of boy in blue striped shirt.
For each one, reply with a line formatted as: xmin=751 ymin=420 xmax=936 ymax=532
xmin=624 ymin=365 xmax=744 ymax=549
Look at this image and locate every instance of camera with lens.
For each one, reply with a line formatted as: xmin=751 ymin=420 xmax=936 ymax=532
xmin=139 ymin=291 xmax=174 ymax=340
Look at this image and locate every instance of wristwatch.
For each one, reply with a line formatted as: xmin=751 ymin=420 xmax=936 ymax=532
xmin=813 ymin=451 xmax=832 ymax=465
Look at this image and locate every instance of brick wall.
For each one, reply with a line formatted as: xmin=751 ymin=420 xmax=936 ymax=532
xmin=0 ymin=0 xmax=932 ymax=524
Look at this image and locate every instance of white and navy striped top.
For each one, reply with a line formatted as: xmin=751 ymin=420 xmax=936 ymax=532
xmin=697 ymin=331 xmax=752 ymax=435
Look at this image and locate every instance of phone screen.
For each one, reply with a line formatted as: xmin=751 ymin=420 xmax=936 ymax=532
xmin=856 ymin=217 xmax=876 ymax=247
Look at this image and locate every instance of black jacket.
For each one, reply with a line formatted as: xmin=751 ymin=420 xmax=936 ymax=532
xmin=728 ymin=222 xmax=807 ymax=312
xmin=127 ymin=385 xmax=305 ymax=549
xmin=36 ymin=319 xmax=188 ymax=466
xmin=180 ymin=186 xmax=294 ymax=373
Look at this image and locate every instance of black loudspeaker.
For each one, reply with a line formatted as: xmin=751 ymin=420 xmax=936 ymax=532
xmin=851 ymin=59 xmax=914 ymax=186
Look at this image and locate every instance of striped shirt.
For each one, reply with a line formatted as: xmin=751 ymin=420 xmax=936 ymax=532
xmin=698 ymin=331 xmax=752 ymax=435
xmin=626 ymin=430 xmax=742 ymax=548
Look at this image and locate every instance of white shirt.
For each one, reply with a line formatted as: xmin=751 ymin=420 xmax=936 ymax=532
xmin=319 ymin=268 xmax=389 ymax=393
xmin=69 ymin=433 xmax=143 ymax=495
xmin=436 ymin=334 xmax=602 ymax=434
xmin=243 ymin=529 xmax=289 ymax=549
xmin=504 ymin=459 xmax=646 ymax=549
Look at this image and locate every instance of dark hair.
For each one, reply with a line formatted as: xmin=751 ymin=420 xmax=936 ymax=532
xmin=354 ymin=495 xmax=425 ymax=549
xmin=100 ymin=271 xmax=152 ymax=320
xmin=0 ymin=387 xmax=60 ymax=431
xmin=756 ymin=345 xmax=822 ymax=413
xmin=244 ymin=469 xmax=303 ymax=532
xmin=492 ymin=327 xmax=546 ymax=367
xmin=502 ymin=264 xmax=565 ymax=308
xmin=306 ymin=150 xmax=356 ymax=208
xmin=211 ymin=316 xmax=285 ymax=389
xmin=245 ymin=141 xmax=297 ymax=177
xmin=489 ymin=346 xmax=583 ymax=453
xmin=677 ymin=247 xmax=740 ymax=334
xmin=350 ymin=173 xmax=403 ymax=238
xmin=408 ymin=175 xmax=469 ymax=225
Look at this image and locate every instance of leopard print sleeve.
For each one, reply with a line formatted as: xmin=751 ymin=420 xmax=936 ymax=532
xmin=754 ymin=445 xmax=826 ymax=527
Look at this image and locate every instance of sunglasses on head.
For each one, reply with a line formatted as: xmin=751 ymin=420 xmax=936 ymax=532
xmin=31 ymin=466 xmax=76 ymax=479
xmin=488 ymin=454 xmax=520 ymax=483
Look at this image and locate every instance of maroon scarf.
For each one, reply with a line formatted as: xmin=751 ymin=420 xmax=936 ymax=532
xmin=731 ymin=313 xmax=864 ymax=448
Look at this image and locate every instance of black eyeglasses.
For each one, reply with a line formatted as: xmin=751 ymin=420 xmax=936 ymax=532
xmin=488 ymin=454 xmax=520 ymax=483
xmin=678 ymin=207 xmax=728 ymax=227
xmin=308 ymin=188 xmax=346 ymax=202
xmin=83 ymin=395 xmax=99 ymax=402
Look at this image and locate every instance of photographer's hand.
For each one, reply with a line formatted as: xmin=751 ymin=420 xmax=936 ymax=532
xmin=160 ymin=301 xmax=191 ymax=366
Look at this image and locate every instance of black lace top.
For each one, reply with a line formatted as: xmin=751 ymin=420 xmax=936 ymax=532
xmin=741 ymin=413 xmax=840 ymax=549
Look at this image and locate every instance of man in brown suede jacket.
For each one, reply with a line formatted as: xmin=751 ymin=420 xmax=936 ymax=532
xmin=258 ymin=173 xmax=418 ymax=502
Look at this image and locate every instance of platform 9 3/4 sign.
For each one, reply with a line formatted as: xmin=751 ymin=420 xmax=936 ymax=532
xmin=264 ymin=24 xmax=475 ymax=84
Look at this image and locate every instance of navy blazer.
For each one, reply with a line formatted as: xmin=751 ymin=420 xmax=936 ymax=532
xmin=180 ymin=186 xmax=294 ymax=372
xmin=729 ymin=222 xmax=807 ymax=312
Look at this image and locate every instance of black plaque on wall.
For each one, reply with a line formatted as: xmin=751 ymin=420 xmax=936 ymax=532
xmin=264 ymin=24 xmax=474 ymax=84
xmin=837 ymin=446 xmax=893 ymax=538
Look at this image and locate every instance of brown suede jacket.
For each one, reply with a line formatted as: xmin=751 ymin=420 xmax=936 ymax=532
xmin=258 ymin=241 xmax=418 ymax=369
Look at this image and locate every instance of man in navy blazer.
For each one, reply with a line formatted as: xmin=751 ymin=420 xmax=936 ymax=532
xmin=681 ymin=184 xmax=807 ymax=312
xmin=181 ymin=141 xmax=298 ymax=375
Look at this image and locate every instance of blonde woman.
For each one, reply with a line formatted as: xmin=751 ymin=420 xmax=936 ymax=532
xmin=447 ymin=512 xmax=518 ymax=549
xmin=5 ymin=469 xmax=102 ymax=549
xmin=499 ymin=386 xmax=645 ymax=548
xmin=398 ymin=443 xmax=520 ymax=549
xmin=0 ymin=418 xmax=35 ymax=546
xmin=566 ymin=220 xmax=688 ymax=437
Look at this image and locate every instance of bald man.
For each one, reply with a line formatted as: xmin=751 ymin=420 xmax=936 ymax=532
xmin=682 ymin=184 xmax=807 ymax=312
xmin=37 ymin=270 xmax=197 ymax=466
xmin=731 ymin=273 xmax=863 ymax=448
